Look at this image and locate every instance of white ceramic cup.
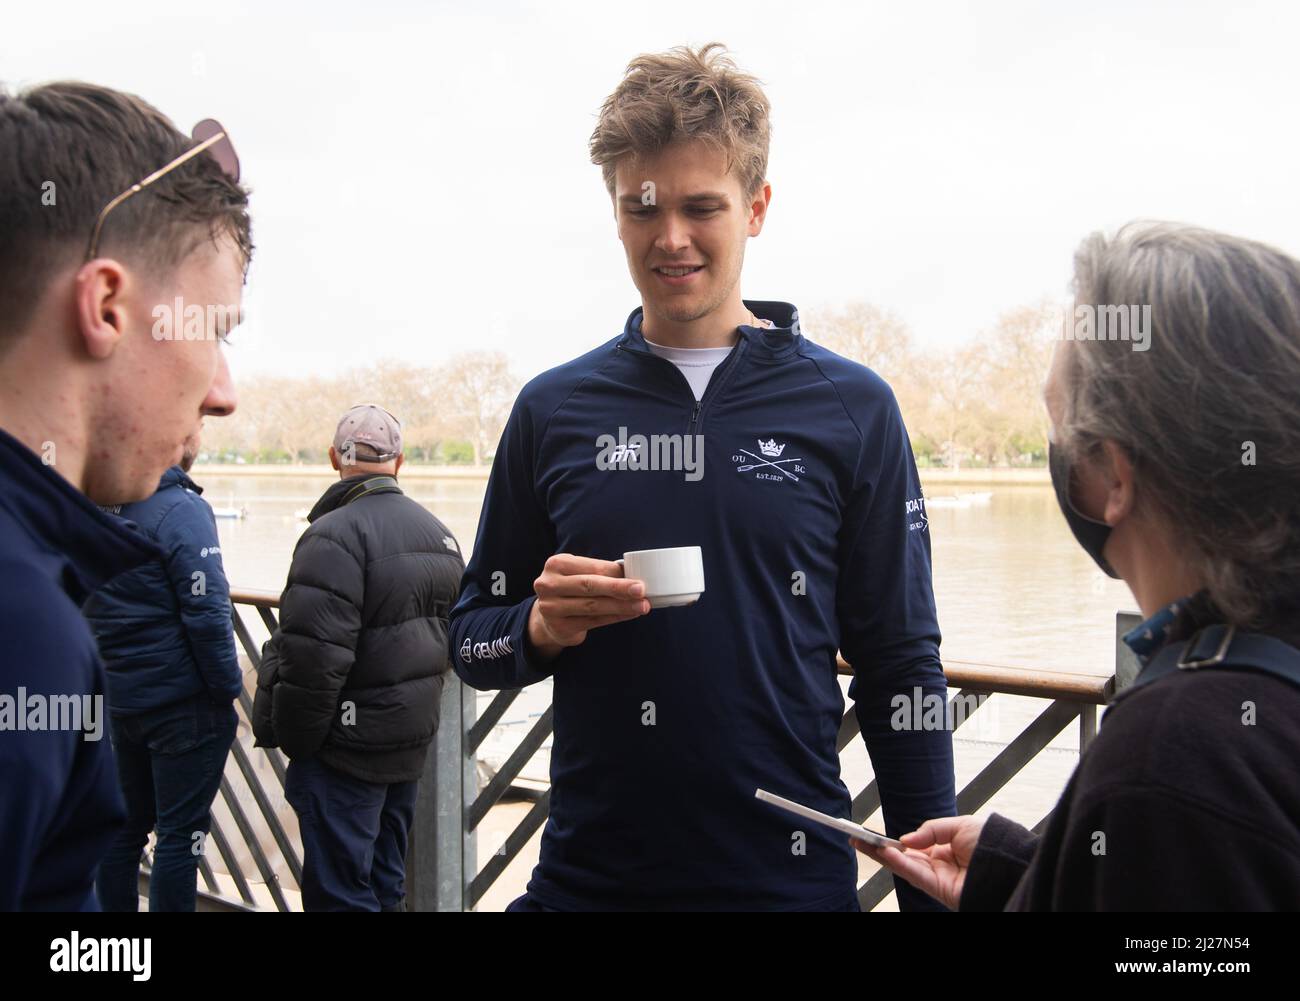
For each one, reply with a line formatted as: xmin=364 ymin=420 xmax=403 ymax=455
xmin=617 ymin=546 xmax=705 ymax=608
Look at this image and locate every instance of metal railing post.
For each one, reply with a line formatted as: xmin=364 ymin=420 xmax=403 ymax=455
xmin=408 ymin=670 xmax=478 ymax=911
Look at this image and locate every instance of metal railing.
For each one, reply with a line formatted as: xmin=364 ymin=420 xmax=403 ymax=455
xmin=171 ymin=587 xmax=303 ymax=911
xmin=839 ymin=656 xmax=1111 ymax=908
xmin=192 ymin=590 xmax=1130 ymax=911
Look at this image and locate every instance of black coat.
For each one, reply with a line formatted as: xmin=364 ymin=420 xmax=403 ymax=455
xmin=253 ymin=473 xmax=464 ymax=783
xmin=959 ymin=627 xmax=1300 ymax=910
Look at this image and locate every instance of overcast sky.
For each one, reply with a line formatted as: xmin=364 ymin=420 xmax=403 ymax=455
xmin=5 ymin=0 xmax=1297 ymax=385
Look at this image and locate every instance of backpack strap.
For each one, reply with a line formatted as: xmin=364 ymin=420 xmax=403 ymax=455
xmin=1118 ymin=623 xmax=1300 ymax=704
xmin=339 ymin=475 xmax=402 ymax=507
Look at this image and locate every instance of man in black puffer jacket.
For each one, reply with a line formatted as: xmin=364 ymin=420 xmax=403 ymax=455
xmin=253 ymin=404 xmax=463 ymax=911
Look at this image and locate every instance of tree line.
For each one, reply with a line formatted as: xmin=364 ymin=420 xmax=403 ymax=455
xmin=805 ymin=299 xmax=1057 ymax=468
xmin=199 ymin=302 xmax=1057 ymax=469
xmin=199 ymin=352 xmax=518 ymax=466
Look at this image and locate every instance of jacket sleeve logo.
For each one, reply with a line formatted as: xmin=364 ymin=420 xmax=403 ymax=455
xmin=462 ymin=635 xmax=514 ymax=662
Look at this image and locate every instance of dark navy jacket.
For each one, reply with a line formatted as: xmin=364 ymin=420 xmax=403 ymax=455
xmin=0 ymin=427 xmax=158 ymax=910
xmin=84 ymin=466 xmax=242 ymax=713
xmin=449 ymin=300 xmax=956 ymax=910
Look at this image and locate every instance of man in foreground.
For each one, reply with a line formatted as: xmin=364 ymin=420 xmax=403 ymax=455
xmin=0 ymin=81 xmax=250 ymax=909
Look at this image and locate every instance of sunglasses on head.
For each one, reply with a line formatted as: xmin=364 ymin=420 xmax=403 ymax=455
xmin=84 ymin=118 xmax=240 ymax=262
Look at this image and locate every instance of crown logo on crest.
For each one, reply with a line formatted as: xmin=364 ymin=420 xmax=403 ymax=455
xmin=758 ymin=437 xmax=786 ymax=457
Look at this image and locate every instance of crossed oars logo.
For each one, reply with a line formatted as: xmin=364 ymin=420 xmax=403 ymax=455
xmin=736 ymin=439 xmax=803 ymax=481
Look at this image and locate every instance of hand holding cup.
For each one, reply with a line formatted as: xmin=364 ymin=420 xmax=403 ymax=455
xmin=528 ymin=553 xmax=650 ymax=659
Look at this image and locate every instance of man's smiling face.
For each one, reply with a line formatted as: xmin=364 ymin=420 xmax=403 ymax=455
xmin=614 ymin=140 xmax=769 ymax=328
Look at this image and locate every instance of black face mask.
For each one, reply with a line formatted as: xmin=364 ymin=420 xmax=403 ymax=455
xmin=1048 ymin=442 xmax=1119 ymax=579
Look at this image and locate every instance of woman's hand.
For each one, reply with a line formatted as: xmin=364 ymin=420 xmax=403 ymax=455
xmin=851 ymin=816 xmax=987 ymax=911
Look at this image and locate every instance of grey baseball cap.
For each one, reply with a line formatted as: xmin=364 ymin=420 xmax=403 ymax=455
xmin=334 ymin=404 xmax=402 ymax=463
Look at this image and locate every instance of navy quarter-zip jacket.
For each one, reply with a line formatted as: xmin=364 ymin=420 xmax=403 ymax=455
xmin=449 ymin=300 xmax=956 ymax=910
xmin=0 ymin=427 xmax=158 ymax=910
xmin=84 ymin=466 xmax=243 ymax=713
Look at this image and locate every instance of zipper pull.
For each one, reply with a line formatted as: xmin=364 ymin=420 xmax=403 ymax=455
xmin=689 ymin=400 xmax=702 ymax=432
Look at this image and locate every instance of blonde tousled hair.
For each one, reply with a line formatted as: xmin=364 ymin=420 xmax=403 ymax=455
xmin=589 ymin=42 xmax=771 ymax=200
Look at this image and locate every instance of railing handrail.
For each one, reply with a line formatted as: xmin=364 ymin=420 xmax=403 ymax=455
xmin=225 ymin=589 xmax=1115 ymax=910
xmin=230 ymin=587 xmax=282 ymax=608
xmin=235 ymin=588 xmax=1113 ymax=705
xmin=836 ymin=655 xmax=1113 ymax=704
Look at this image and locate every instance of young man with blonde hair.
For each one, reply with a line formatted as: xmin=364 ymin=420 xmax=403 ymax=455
xmin=451 ymin=43 xmax=954 ymax=911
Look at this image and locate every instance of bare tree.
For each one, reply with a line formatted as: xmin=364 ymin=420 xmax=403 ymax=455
xmin=356 ymin=360 xmax=445 ymax=460
xmin=981 ymin=299 xmax=1058 ymax=463
xmin=437 ymin=352 xmax=519 ymax=465
xmin=802 ymin=301 xmax=915 ymax=381
xmin=801 ymin=301 xmax=929 ymax=430
xmin=916 ymin=341 xmax=992 ymax=471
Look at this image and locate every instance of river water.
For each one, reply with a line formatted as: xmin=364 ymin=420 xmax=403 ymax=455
xmin=203 ymin=470 xmax=1135 ymax=671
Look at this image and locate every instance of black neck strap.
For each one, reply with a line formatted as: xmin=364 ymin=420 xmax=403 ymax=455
xmin=1115 ymin=623 xmax=1300 ymax=706
xmin=340 ymin=475 xmax=401 ymax=507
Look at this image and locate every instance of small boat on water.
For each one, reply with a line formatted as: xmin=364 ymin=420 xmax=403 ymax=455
xmin=925 ymin=490 xmax=993 ymax=509
xmin=212 ymin=505 xmax=249 ymax=520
